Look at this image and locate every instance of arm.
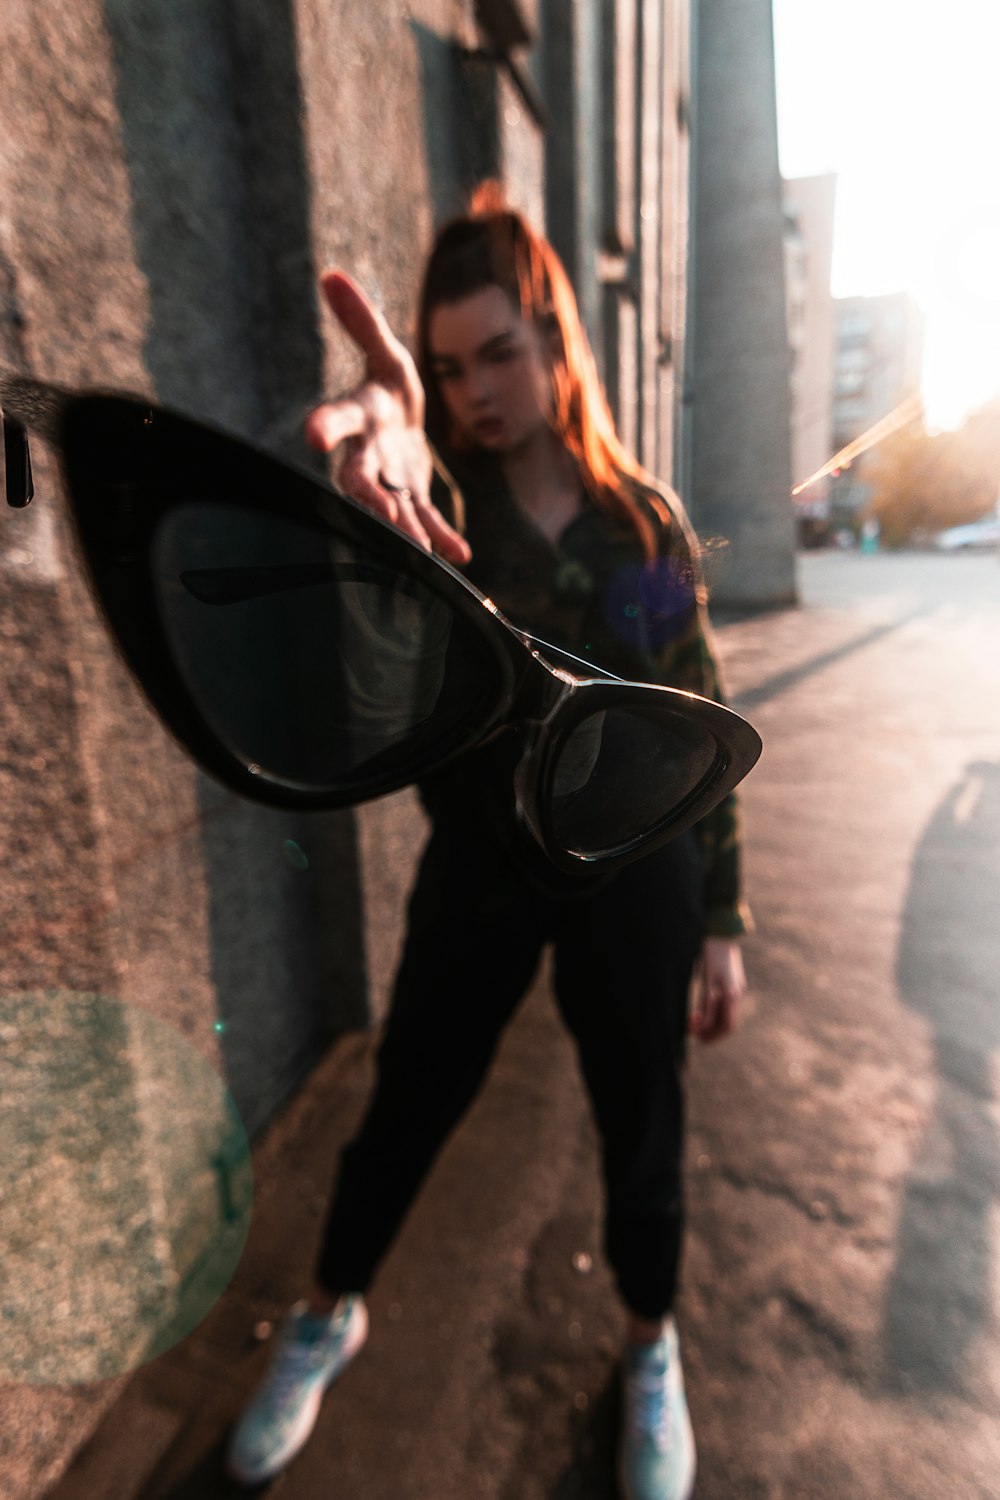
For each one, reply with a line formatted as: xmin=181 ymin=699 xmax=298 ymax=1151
xmin=645 ymin=505 xmax=751 ymax=926
xmin=644 ymin=501 xmax=752 ymax=1041
xmin=305 ymin=271 xmax=471 ymax=566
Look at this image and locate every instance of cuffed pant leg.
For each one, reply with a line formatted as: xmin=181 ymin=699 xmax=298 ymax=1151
xmin=552 ymin=834 xmax=703 ymax=1321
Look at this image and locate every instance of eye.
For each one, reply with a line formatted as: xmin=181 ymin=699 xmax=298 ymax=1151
xmin=431 ymin=363 xmax=461 ymax=384
xmin=486 ymin=339 xmax=519 ymax=365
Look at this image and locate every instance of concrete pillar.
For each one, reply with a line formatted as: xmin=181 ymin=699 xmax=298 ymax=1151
xmin=688 ymin=0 xmax=798 ymax=608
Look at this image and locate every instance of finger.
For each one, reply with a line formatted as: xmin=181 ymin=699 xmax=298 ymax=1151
xmin=377 ymin=472 xmax=471 ymax=565
xmin=688 ymin=992 xmax=715 ymax=1037
xmin=687 ymin=961 xmax=705 ymax=1035
xmin=304 ymin=398 xmax=368 ymax=454
xmin=339 ymin=452 xmax=401 ymax=528
xmin=321 ymin=270 xmax=403 ymax=372
xmin=385 ymin=488 xmax=433 ymax=554
xmin=697 ymin=987 xmax=737 ymax=1044
xmin=690 ymin=975 xmax=719 ymax=1035
xmin=344 ymin=460 xmax=437 ymax=555
xmin=412 ymin=500 xmax=472 ymax=566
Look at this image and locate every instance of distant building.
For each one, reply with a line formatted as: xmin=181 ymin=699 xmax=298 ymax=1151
xmin=783 ymin=173 xmax=837 ymax=545
xmin=829 ymin=292 xmax=924 ymax=522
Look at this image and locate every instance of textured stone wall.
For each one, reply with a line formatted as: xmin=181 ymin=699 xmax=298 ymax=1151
xmin=0 ymin=2 xmax=495 ymax=1491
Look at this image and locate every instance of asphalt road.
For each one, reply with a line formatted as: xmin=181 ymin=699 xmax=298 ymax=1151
xmin=688 ymin=550 xmax=1000 ymax=1498
xmin=42 ymin=549 xmax=1000 ymax=1500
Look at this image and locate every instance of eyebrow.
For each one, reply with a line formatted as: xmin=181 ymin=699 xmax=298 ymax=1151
xmin=428 ymin=331 xmax=519 ymax=366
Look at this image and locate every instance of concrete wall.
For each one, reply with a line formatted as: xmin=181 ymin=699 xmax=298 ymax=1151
xmin=0 ymin=2 xmax=508 ymax=1492
xmin=688 ymin=0 xmax=798 ymax=608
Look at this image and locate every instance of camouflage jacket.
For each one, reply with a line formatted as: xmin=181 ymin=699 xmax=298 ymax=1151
xmin=430 ymin=452 xmax=752 ymax=937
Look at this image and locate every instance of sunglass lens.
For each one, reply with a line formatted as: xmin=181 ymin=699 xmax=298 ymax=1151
xmin=152 ymin=502 xmax=503 ymax=792
xmin=550 ymin=703 xmax=719 ymax=856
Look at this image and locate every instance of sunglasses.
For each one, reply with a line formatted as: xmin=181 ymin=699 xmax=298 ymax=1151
xmin=0 ymin=374 xmax=761 ymax=874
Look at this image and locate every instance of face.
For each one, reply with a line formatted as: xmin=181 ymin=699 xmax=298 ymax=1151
xmin=426 ymin=285 xmax=555 ymax=453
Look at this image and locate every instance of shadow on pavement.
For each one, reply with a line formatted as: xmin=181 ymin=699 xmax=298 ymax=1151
xmin=137 ymin=1446 xmax=242 ymax=1500
xmin=547 ymin=1370 xmax=620 ymax=1499
xmin=881 ymin=760 xmax=1000 ymax=1395
xmin=732 ymin=608 xmax=932 ymax=712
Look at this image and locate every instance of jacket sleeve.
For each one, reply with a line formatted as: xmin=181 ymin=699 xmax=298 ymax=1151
xmin=644 ymin=499 xmax=753 ymax=938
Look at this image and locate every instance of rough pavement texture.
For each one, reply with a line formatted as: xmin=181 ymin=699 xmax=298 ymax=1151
xmin=33 ymin=552 xmax=1000 ymax=1497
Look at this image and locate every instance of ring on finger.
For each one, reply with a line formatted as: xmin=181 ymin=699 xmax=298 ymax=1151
xmin=381 ymin=478 xmax=412 ymax=502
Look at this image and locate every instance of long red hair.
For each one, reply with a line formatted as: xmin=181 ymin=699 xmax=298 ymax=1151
xmin=416 ymin=182 xmax=671 ymax=558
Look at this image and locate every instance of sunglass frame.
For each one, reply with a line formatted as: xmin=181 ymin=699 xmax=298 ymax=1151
xmin=1 ymin=375 xmax=762 ymax=872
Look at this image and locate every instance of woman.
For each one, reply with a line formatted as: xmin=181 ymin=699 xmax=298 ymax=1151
xmin=227 ymin=184 xmax=750 ymax=1500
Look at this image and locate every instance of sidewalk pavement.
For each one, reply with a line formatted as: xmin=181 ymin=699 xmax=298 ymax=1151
xmin=41 ymin=551 xmax=1000 ymax=1499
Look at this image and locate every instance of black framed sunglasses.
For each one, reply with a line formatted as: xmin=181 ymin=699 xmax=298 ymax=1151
xmin=0 ymin=374 xmax=761 ymax=874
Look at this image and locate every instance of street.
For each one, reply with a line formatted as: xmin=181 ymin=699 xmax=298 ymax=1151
xmin=688 ymin=550 xmax=1000 ymax=1497
xmin=44 ymin=550 xmax=1000 ymax=1499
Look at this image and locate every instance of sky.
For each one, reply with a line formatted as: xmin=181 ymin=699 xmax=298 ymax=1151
xmin=772 ymin=0 xmax=1000 ymax=432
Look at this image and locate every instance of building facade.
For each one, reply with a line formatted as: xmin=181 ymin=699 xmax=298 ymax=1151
xmin=829 ymin=292 xmax=925 ymax=522
xmin=783 ymin=173 xmax=837 ymax=546
xmin=0 ymin=1 xmax=718 ymax=1492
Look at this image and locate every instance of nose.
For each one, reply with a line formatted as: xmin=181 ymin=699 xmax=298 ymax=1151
xmin=463 ymin=365 xmax=495 ymax=410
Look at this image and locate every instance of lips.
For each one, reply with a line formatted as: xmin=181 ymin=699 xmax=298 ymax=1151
xmin=473 ymin=415 xmax=505 ymax=439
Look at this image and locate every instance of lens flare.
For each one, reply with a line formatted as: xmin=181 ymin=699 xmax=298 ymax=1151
xmin=283 ymin=839 xmax=310 ymax=871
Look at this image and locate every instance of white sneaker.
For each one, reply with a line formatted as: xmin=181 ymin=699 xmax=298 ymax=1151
xmin=619 ymin=1318 xmax=696 ymax=1500
xmin=226 ymin=1296 xmax=368 ymax=1487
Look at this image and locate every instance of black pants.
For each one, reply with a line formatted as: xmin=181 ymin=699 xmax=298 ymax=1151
xmin=314 ymin=817 xmax=703 ymax=1321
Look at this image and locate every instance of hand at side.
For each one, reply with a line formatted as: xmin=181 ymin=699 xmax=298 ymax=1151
xmin=689 ymin=936 xmax=745 ymax=1043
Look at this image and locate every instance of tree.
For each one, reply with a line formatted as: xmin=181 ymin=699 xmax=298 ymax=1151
xmin=862 ymin=398 xmax=1000 ymax=546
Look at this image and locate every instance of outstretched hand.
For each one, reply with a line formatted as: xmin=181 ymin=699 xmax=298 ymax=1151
xmin=305 ymin=271 xmax=471 ymax=565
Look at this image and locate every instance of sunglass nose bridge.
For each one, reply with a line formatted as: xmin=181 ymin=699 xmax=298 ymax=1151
xmin=2 ymin=416 xmax=34 ymax=508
